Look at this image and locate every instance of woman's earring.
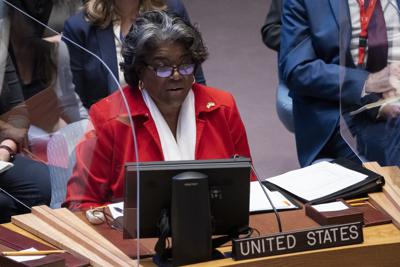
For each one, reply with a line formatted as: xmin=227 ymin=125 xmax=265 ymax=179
xmin=138 ymin=80 xmax=144 ymax=90
xmin=192 ymin=75 xmax=196 ymax=85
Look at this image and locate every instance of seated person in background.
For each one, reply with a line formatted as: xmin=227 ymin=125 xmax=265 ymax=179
xmin=63 ymin=0 xmax=206 ymax=109
xmin=43 ymin=0 xmax=82 ymax=38
xmin=0 ymin=55 xmax=51 ymax=223
xmin=8 ymin=0 xmax=87 ymax=145
xmin=261 ymin=0 xmax=281 ymax=52
xmin=64 ymin=10 xmax=255 ymax=210
xmin=279 ymin=0 xmax=400 ymax=166
xmin=260 ymin=0 xmax=295 ymax=133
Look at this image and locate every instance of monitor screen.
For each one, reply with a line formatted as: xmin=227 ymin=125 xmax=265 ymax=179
xmin=123 ymin=158 xmax=251 ymax=239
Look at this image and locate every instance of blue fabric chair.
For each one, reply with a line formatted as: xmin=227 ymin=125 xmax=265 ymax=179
xmin=276 ymin=81 xmax=294 ymax=133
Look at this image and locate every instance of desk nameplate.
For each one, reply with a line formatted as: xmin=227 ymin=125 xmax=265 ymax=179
xmin=232 ymin=222 xmax=363 ymax=261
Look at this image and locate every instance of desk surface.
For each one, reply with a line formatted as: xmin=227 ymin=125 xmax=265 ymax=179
xmin=4 ymin=207 xmax=400 ymax=267
xmin=3 ymin=163 xmax=400 ymax=267
xmin=186 ymin=222 xmax=400 ymax=267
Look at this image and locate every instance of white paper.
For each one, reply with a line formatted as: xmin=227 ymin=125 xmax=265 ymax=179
xmin=110 ymin=186 xmax=297 ymax=216
xmin=250 ymin=181 xmax=297 ymax=212
xmin=266 ymin=162 xmax=368 ymax=202
xmin=6 ymin=248 xmax=45 ymax=262
xmin=0 ymin=160 xmax=13 ymax=173
xmin=312 ymin=201 xmax=349 ymax=212
xmin=108 ymin=202 xmax=124 ymax=219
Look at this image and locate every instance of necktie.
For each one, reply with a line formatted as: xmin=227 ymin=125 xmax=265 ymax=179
xmin=366 ymin=0 xmax=388 ymax=72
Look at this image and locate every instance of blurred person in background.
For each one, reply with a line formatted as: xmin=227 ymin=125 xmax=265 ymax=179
xmin=8 ymin=0 xmax=87 ymax=143
xmin=63 ymin=0 xmax=206 ymax=109
xmin=261 ymin=0 xmax=281 ymax=52
xmin=279 ymin=0 xmax=400 ymax=166
xmin=261 ymin=0 xmax=295 ymax=134
xmin=44 ymin=0 xmax=82 ymax=37
xmin=0 ymin=2 xmax=50 ymax=222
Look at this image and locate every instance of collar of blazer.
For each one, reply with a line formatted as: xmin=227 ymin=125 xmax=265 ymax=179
xmin=116 ymin=83 xmax=222 ymax=126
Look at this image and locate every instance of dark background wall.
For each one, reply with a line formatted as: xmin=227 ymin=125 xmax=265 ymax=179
xmin=182 ymin=0 xmax=298 ymax=178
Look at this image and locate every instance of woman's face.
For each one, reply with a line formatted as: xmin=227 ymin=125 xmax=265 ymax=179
xmin=140 ymin=41 xmax=195 ymax=111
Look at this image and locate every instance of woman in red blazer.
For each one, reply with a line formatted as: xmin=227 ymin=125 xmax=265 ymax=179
xmin=64 ymin=11 xmax=254 ymax=210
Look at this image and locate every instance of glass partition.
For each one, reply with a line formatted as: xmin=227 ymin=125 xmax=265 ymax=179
xmin=0 ymin=0 xmax=140 ymax=264
xmin=339 ymin=0 xmax=400 ymax=167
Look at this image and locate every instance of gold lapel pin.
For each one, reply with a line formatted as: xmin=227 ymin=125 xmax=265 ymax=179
xmin=206 ymin=102 xmax=215 ymax=109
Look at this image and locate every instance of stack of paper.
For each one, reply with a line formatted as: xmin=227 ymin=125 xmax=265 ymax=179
xmin=5 ymin=248 xmax=46 ymax=263
xmin=250 ymin=182 xmax=297 ymax=212
xmin=0 ymin=160 xmax=13 ymax=173
xmin=108 ymin=202 xmax=124 ymax=219
xmin=266 ymin=161 xmax=368 ymax=203
xmin=109 ymin=189 xmax=296 ymax=215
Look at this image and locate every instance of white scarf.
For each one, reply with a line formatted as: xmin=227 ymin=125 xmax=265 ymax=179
xmin=141 ymin=89 xmax=196 ymax=161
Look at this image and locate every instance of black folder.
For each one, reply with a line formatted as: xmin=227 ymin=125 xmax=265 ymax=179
xmin=263 ymin=158 xmax=385 ymax=204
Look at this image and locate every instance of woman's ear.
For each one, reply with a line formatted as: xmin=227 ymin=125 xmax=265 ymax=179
xmin=135 ymin=65 xmax=145 ymax=80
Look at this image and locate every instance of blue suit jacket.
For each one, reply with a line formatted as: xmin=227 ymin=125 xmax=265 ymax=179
xmin=62 ymin=0 xmax=205 ymax=108
xmin=279 ymin=0 xmax=399 ymax=166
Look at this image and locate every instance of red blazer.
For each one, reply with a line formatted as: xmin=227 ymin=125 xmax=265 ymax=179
xmin=64 ymin=83 xmax=254 ymax=210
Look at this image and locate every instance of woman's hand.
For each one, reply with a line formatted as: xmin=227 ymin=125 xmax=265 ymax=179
xmin=0 ymin=148 xmax=11 ymax=162
xmin=1 ymin=125 xmax=28 ymax=151
xmin=0 ymin=139 xmax=17 ymax=162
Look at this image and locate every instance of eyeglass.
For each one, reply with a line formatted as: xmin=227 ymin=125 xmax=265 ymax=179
xmin=146 ymin=63 xmax=195 ymax=78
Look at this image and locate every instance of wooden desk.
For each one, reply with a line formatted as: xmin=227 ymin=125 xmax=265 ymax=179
xmin=186 ymin=215 xmax=400 ymax=266
xmin=4 ymin=210 xmax=400 ymax=267
xmin=3 ymin=164 xmax=400 ymax=266
xmin=79 ymin=208 xmax=400 ymax=267
xmin=182 ymin=163 xmax=400 ymax=266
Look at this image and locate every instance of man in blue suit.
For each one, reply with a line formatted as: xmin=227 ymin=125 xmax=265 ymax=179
xmin=279 ymin=0 xmax=400 ymax=167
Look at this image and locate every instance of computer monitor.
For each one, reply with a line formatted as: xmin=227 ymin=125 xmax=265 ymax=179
xmin=123 ymin=158 xmax=251 ymax=239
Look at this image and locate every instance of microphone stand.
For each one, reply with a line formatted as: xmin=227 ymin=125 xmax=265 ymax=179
xmin=250 ymin=164 xmax=283 ymax=233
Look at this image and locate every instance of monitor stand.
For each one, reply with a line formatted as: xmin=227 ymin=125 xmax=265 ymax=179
xmin=154 ymin=171 xmax=216 ymax=266
xmin=171 ymin=171 xmax=212 ymax=266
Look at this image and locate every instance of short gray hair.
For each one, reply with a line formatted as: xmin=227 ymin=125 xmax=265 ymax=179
xmin=121 ymin=10 xmax=208 ymax=87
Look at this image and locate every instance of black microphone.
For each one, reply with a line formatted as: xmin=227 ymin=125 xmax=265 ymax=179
xmin=233 ymin=155 xmax=282 ymax=233
xmin=249 ymin=164 xmax=283 ymax=233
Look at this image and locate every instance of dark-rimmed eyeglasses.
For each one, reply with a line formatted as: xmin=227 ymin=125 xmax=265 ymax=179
xmin=146 ymin=63 xmax=195 ymax=78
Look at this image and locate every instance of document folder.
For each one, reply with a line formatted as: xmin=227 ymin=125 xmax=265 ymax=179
xmin=305 ymin=201 xmax=364 ymax=225
xmin=264 ymin=158 xmax=385 ymax=204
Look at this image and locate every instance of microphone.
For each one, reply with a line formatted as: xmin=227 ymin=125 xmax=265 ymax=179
xmin=0 ymin=187 xmax=32 ymax=212
xmin=249 ymin=164 xmax=283 ymax=233
xmin=233 ymin=155 xmax=282 ymax=233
